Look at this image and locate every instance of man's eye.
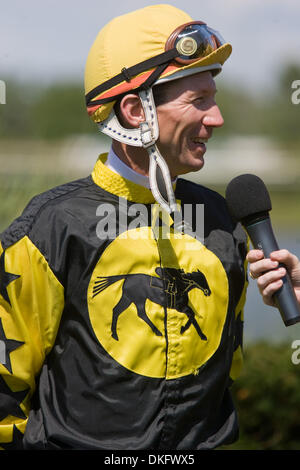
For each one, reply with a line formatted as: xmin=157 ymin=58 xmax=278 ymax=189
xmin=193 ymin=97 xmax=205 ymax=105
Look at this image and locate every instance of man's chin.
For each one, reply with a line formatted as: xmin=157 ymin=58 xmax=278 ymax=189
xmin=171 ymin=160 xmax=205 ymax=178
xmin=180 ymin=156 xmax=205 ymax=176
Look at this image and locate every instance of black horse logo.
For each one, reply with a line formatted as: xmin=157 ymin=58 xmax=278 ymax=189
xmin=92 ymin=267 xmax=211 ymax=341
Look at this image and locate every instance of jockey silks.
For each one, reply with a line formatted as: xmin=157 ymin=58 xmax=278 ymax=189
xmin=0 ymin=154 xmax=248 ymax=450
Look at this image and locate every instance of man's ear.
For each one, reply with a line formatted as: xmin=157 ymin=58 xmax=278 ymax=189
xmin=118 ymin=93 xmax=145 ymax=128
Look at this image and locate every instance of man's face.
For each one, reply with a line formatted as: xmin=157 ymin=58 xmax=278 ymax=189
xmin=155 ymin=71 xmax=224 ymax=178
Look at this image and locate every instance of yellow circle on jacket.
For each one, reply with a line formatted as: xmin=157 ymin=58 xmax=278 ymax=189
xmin=87 ymin=226 xmax=228 ymax=379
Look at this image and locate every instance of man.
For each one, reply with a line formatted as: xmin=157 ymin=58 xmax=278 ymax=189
xmin=0 ymin=4 xmax=298 ymax=450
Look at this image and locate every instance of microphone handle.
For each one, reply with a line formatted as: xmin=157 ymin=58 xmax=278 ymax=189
xmin=245 ymin=217 xmax=300 ymax=327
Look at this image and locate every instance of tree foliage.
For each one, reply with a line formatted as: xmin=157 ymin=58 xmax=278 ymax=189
xmin=0 ymin=80 xmax=97 ymax=140
xmin=224 ymin=341 xmax=300 ymax=450
xmin=0 ymin=63 xmax=300 ymax=146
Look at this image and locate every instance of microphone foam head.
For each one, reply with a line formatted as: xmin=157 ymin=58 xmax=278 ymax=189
xmin=225 ymin=174 xmax=272 ymax=223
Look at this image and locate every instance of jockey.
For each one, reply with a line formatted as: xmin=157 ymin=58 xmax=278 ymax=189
xmin=0 ymin=4 xmax=249 ymax=450
xmin=85 ymin=4 xmax=231 ymax=213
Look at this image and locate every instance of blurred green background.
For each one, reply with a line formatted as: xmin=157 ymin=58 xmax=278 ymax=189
xmin=1 ymin=64 xmax=300 ymax=231
xmin=1 ymin=64 xmax=300 ymax=450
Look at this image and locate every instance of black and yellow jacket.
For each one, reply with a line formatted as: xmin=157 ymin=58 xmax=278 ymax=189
xmin=0 ymin=154 xmax=248 ymax=450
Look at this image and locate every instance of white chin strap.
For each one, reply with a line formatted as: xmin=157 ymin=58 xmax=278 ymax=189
xmin=98 ymin=88 xmax=177 ymax=214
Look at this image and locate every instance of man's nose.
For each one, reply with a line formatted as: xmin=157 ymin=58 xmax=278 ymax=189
xmin=202 ymin=104 xmax=224 ymax=128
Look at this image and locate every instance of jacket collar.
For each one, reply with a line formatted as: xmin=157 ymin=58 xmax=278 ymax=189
xmin=92 ymin=153 xmax=156 ymax=204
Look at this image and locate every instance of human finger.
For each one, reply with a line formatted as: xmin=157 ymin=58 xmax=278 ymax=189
xmin=248 ymin=258 xmax=279 ymax=280
xmin=246 ymin=249 xmax=264 ymax=263
xmin=256 ymin=266 xmax=286 ymax=306
xmin=270 ymin=249 xmax=300 ymax=271
xmin=259 ymin=278 xmax=284 ymax=306
xmin=256 ymin=266 xmax=286 ymax=292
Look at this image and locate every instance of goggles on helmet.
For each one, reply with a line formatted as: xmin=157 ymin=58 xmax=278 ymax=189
xmin=165 ymin=21 xmax=225 ymax=64
xmin=85 ymin=21 xmax=226 ymax=108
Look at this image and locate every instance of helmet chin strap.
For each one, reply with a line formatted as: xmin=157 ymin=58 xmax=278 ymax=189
xmin=98 ymin=88 xmax=178 ymax=214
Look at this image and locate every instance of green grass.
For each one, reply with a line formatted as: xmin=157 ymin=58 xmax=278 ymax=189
xmin=220 ymin=342 xmax=300 ymax=450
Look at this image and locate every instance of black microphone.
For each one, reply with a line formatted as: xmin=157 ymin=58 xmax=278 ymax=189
xmin=225 ymin=173 xmax=300 ymax=327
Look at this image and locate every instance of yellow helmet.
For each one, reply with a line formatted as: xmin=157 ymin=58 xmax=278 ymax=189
xmin=85 ymin=4 xmax=232 ymax=123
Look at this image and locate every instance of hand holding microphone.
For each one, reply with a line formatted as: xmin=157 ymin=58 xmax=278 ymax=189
xmin=246 ymin=248 xmax=300 ymax=309
xmin=225 ymin=174 xmax=300 ymax=327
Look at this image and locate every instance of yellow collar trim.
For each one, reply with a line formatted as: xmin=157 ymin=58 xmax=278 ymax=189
xmin=91 ymin=153 xmax=156 ymax=204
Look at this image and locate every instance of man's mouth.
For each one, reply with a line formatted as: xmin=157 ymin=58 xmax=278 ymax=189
xmin=192 ymin=137 xmax=208 ymax=144
xmin=189 ymin=137 xmax=209 ymax=154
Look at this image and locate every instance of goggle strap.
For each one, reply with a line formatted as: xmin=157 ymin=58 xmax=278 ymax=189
xmin=86 ymin=49 xmax=178 ymax=106
xmin=139 ymin=62 xmax=170 ymax=91
xmin=87 ymin=63 xmax=169 ymax=107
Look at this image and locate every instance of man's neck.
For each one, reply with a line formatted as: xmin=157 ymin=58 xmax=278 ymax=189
xmin=112 ymin=140 xmax=150 ymax=176
xmin=106 ymin=146 xmax=150 ymax=189
xmin=110 ymin=140 xmax=177 ymax=188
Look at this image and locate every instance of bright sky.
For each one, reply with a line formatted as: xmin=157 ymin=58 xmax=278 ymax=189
xmin=1 ymin=0 xmax=300 ymax=91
